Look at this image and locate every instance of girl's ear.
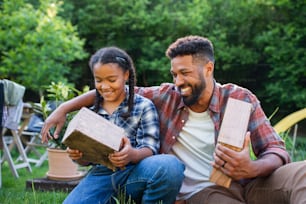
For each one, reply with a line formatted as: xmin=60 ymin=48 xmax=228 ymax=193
xmin=124 ymin=70 xmax=129 ymax=81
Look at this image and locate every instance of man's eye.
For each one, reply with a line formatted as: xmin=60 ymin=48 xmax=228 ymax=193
xmin=182 ymin=72 xmax=188 ymax=76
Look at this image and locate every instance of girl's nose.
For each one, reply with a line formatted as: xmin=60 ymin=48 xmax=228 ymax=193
xmin=101 ymin=83 xmax=110 ymax=89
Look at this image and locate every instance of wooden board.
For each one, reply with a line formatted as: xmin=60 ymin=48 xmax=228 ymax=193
xmin=62 ymin=107 xmax=124 ymax=171
xmin=209 ymin=98 xmax=252 ymax=188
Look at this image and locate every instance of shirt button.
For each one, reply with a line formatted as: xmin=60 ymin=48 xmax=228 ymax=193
xmin=182 ymin=120 xmax=185 ymax=123
xmin=172 ymin=136 xmax=176 ymax=140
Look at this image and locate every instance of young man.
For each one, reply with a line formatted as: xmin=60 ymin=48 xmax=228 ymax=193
xmin=42 ymin=36 xmax=306 ymax=203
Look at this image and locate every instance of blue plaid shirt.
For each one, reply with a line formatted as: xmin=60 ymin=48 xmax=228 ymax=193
xmin=95 ymin=90 xmax=160 ymax=155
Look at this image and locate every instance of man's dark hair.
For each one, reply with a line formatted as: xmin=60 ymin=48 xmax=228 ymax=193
xmin=166 ymin=35 xmax=215 ymax=64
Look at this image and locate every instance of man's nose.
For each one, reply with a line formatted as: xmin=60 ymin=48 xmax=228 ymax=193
xmin=174 ymin=75 xmax=184 ymax=87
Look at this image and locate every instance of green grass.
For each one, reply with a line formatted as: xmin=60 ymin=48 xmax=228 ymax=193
xmin=0 ymin=146 xmax=127 ymax=204
xmin=277 ymin=123 xmax=306 ymax=162
xmin=0 ymin=157 xmax=68 ymax=204
xmin=286 ymin=136 xmax=306 ymax=161
xmin=1 ymin=133 xmax=306 ymax=204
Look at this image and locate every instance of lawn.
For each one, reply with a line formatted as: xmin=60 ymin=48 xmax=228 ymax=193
xmin=1 ymin=133 xmax=305 ymax=204
xmin=0 ymin=158 xmax=68 ymax=204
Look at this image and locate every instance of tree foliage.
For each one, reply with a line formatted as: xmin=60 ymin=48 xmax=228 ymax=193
xmin=60 ymin=0 xmax=213 ymax=86
xmin=1 ymin=0 xmax=305 ymax=116
xmin=255 ymin=0 xmax=306 ymax=111
xmin=0 ymin=0 xmax=87 ymax=95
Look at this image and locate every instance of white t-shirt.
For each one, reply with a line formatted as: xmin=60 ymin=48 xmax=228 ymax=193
xmin=171 ymin=109 xmax=215 ymax=200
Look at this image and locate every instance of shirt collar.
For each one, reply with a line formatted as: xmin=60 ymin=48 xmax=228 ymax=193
xmin=208 ymin=80 xmax=221 ymax=114
xmin=97 ymin=86 xmax=129 ymax=115
xmin=173 ymin=86 xmax=186 ymax=110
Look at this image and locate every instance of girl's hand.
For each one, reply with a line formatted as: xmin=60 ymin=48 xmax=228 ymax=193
xmin=108 ymin=136 xmax=135 ymax=169
xmin=67 ymin=147 xmax=83 ymax=160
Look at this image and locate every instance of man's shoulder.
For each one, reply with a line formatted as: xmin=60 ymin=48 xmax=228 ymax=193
xmin=214 ymin=82 xmax=259 ymax=106
xmin=218 ymin=82 xmax=248 ymax=91
xmin=217 ymin=82 xmax=255 ymax=97
xmin=135 ymin=83 xmax=177 ymax=96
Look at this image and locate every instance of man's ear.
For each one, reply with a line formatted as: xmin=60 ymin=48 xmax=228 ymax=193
xmin=204 ymin=61 xmax=214 ymax=77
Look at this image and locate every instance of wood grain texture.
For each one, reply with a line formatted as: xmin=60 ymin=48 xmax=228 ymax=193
xmin=62 ymin=107 xmax=124 ymax=170
xmin=209 ymin=98 xmax=252 ymax=188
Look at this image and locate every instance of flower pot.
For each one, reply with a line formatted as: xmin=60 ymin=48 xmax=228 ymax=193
xmin=46 ymin=148 xmax=85 ymax=181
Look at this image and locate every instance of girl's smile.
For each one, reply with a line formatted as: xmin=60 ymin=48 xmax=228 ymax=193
xmin=93 ymin=62 xmax=129 ymax=112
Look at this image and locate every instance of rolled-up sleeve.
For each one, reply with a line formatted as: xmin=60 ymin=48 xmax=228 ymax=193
xmin=249 ymin=98 xmax=290 ymax=164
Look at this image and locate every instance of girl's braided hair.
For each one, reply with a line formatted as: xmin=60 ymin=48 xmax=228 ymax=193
xmin=89 ymin=47 xmax=136 ymax=118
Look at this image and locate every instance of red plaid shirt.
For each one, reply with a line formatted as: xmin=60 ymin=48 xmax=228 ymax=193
xmin=135 ymin=81 xmax=290 ymax=164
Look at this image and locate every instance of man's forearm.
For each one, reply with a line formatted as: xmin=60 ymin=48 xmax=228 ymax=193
xmin=253 ymin=153 xmax=284 ymax=177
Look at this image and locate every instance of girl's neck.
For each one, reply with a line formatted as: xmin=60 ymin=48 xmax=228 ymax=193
xmin=102 ymin=97 xmax=125 ymax=115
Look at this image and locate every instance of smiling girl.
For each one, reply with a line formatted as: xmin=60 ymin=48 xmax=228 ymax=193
xmin=64 ymin=47 xmax=161 ymax=204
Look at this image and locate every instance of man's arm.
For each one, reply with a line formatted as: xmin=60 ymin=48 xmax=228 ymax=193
xmin=213 ymin=88 xmax=290 ymax=180
xmin=41 ymin=90 xmax=96 ymax=143
xmin=213 ymin=133 xmax=284 ymax=180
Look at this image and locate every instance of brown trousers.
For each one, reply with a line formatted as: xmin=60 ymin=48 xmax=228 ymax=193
xmin=185 ymin=161 xmax=306 ymax=204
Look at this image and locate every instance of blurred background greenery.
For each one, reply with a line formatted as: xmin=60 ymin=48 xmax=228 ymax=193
xmin=1 ymin=0 xmax=305 ymax=125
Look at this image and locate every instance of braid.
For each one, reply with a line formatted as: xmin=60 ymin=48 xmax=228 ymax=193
xmin=127 ymin=66 xmax=136 ymax=118
xmin=121 ymin=57 xmax=136 ymax=119
xmin=93 ymin=89 xmax=102 ymax=113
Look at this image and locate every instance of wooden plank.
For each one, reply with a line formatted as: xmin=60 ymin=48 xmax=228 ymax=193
xmin=62 ymin=107 xmax=124 ymax=171
xmin=209 ymin=98 xmax=252 ymax=188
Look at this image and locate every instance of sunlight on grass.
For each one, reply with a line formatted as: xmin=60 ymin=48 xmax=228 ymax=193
xmin=0 ymin=149 xmax=68 ymax=204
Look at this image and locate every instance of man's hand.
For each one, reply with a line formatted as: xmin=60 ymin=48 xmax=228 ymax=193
xmin=212 ymin=132 xmax=257 ymax=180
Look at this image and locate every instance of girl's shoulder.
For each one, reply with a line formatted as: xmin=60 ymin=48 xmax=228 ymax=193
xmin=134 ymin=93 xmax=154 ymax=104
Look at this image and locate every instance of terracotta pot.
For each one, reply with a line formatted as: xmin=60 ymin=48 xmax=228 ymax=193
xmin=46 ymin=148 xmax=85 ymax=181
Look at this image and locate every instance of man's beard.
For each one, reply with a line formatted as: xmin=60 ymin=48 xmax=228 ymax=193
xmin=182 ymin=79 xmax=206 ymax=106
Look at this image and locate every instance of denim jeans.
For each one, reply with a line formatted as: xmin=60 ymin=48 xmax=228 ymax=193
xmin=63 ymin=154 xmax=185 ymax=204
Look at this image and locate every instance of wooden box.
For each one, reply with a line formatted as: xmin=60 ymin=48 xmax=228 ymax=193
xmin=62 ymin=107 xmax=124 ymax=171
xmin=209 ymin=98 xmax=252 ymax=188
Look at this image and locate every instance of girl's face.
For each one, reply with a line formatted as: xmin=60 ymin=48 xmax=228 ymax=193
xmin=93 ymin=62 xmax=129 ymax=105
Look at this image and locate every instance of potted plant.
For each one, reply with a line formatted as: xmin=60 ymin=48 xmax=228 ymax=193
xmin=40 ymin=82 xmax=89 ymax=181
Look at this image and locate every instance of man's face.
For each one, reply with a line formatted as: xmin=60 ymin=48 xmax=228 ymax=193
xmin=170 ymin=55 xmax=206 ymax=106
